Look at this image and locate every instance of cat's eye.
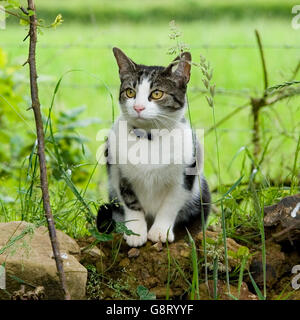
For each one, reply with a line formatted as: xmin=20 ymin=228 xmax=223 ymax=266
xmin=125 ymin=88 xmax=136 ymax=98
xmin=150 ymin=90 xmax=164 ymax=100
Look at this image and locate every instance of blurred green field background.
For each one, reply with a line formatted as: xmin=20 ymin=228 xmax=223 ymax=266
xmin=1 ymin=0 xmax=299 ymax=221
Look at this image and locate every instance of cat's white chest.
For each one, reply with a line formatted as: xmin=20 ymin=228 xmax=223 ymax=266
xmin=109 ymin=120 xmax=194 ymax=215
xmin=113 ymin=120 xmax=194 ymax=168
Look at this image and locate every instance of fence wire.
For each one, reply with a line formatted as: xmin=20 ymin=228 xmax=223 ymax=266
xmin=3 ymin=43 xmax=300 ymax=50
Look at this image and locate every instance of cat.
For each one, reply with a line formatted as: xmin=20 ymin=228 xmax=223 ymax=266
xmin=96 ymin=47 xmax=211 ymax=247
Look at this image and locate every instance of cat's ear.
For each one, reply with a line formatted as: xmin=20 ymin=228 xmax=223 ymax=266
xmin=113 ymin=47 xmax=137 ymax=75
xmin=162 ymin=52 xmax=191 ymax=85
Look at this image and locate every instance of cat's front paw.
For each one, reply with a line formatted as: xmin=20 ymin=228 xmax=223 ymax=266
xmin=147 ymin=224 xmax=174 ymax=243
xmin=123 ymin=219 xmax=147 ymax=247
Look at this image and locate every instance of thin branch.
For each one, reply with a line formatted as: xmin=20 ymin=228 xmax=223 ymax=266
xmin=250 ymin=97 xmax=263 ymax=165
xmin=268 ymin=221 xmax=300 ymax=242
xmin=0 ymin=6 xmax=30 ymax=23
xmin=266 ymin=81 xmax=300 ymax=93
xmin=255 ymin=30 xmax=269 ymax=95
xmin=23 ymin=33 xmax=30 ymax=42
xmin=249 ymin=30 xmax=269 ymax=169
xmin=265 ymin=86 xmax=300 ymax=105
xmin=19 ymin=6 xmax=29 ymax=16
xmin=204 ymin=83 xmax=300 ymax=137
xmin=27 ymin=0 xmax=70 ymax=300
xmin=0 ymin=5 xmax=55 ymax=29
xmin=205 ymin=102 xmax=249 ymax=136
xmin=22 ymin=59 xmax=29 ymax=66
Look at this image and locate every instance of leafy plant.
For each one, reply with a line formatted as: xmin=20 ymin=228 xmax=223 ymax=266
xmin=136 ymin=285 xmax=156 ymax=300
xmin=47 ymin=105 xmax=100 ymax=184
xmin=0 ymin=48 xmax=27 ymax=178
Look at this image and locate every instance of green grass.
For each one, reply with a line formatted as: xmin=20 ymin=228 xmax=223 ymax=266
xmin=5 ymin=0 xmax=299 ymax=24
xmin=2 ymin=17 xmax=299 ymax=190
xmin=0 ymin=1 xmax=299 ymax=299
xmin=1 ymin=0 xmax=300 ymax=273
xmin=1 ymin=15 xmax=299 ymax=210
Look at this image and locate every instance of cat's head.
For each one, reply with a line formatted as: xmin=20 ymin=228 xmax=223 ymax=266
xmin=113 ymin=47 xmax=191 ymax=130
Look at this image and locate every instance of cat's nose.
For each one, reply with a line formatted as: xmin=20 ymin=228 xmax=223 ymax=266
xmin=133 ymin=105 xmax=145 ymax=113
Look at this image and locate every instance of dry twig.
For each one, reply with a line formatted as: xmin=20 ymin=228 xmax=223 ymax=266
xmin=26 ymin=0 xmax=70 ymax=300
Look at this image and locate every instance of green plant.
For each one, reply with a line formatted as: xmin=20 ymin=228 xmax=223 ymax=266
xmin=187 ymin=229 xmax=200 ymax=300
xmin=85 ymin=264 xmax=104 ymax=300
xmin=0 ymin=48 xmax=28 ymax=179
xmin=136 ymin=285 xmax=156 ymax=300
xmin=47 ymin=105 xmax=99 ymax=183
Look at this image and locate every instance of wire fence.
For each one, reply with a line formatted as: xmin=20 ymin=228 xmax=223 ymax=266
xmin=4 ymin=41 xmax=298 ymax=99
xmin=2 ymin=38 xmax=300 ymax=159
xmin=3 ymin=43 xmax=300 ymax=50
xmin=36 ymin=81 xmax=253 ymax=99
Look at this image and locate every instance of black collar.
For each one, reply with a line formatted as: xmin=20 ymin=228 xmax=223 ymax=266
xmin=131 ymin=127 xmax=152 ymax=140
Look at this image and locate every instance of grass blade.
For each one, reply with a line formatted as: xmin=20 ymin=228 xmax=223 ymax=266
xmin=248 ymin=271 xmax=265 ymax=300
xmin=186 ymin=228 xmax=200 ymax=300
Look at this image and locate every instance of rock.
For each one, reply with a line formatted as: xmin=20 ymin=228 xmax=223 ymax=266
xmin=146 ymin=277 xmax=159 ymax=287
xmin=151 ymin=241 xmax=163 ymax=252
xmin=12 ymin=285 xmax=45 ymax=300
xmin=80 ymin=245 xmax=105 ymax=265
xmin=198 ymin=280 xmax=258 ymax=300
xmin=290 ymin=290 xmax=300 ymax=300
xmin=264 ymin=193 xmax=300 ymax=242
xmin=0 ymin=221 xmax=87 ymax=300
xmin=196 ymin=231 xmax=251 ymax=271
xmin=128 ymin=248 xmax=140 ymax=258
xmin=250 ymin=242 xmax=286 ymax=288
xmin=150 ymin=287 xmax=173 ymax=298
xmin=249 ymin=194 xmax=300 ymax=293
xmin=179 ymin=248 xmax=190 ymax=258
xmin=150 ymin=287 xmax=182 ymax=299
xmin=264 ymin=193 xmax=300 ymax=226
xmin=95 ymin=260 xmax=107 ymax=274
xmin=119 ymin=258 xmax=130 ymax=268
xmin=102 ymin=288 xmax=115 ymax=299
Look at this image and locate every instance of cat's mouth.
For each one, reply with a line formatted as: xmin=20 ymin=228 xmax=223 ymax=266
xmin=123 ymin=111 xmax=154 ymax=127
xmin=134 ymin=114 xmax=148 ymax=121
xmin=129 ymin=115 xmax=152 ymax=129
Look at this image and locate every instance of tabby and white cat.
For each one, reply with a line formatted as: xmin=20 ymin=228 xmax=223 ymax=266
xmin=97 ymin=47 xmax=211 ymax=247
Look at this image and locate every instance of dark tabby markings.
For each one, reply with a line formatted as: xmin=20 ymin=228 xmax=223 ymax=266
xmin=96 ymin=203 xmax=116 ymax=234
xmin=174 ymin=177 xmax=211 ymax=236
xmin=104 ymin=141 xmax=112 ymax=173
xmin=119 ymin=177 xmax=142 ymax=211
xmin=97 ymin=191 xmax=125 ymax=234
xmin=169 ymin=94 xmax=184 ymax=109
xmin=183 ymin=160 xmax=196 ymax=191
xmin=104 ymin=146 xmax=108 ymax=157
xmin=132 ymin=127 xmax=152 ymax=140
xmin=118 ymin=64 xmax=186 ymax=112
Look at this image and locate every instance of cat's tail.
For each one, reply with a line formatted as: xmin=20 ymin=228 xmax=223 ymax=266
xmin=96 ymin=203 xmax=116 ymax=234
xmin=96 ymin=201 xmax=124 ymax=234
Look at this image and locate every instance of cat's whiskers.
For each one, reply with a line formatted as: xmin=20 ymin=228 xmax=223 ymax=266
xmin=156 ymin=114 xmax=180 ymax=131
xmin=149 ymin=116 xmax=174 ymax=132
xmin=157 ymin=113 xmax=181 ymax=124
xmin=152 ymin=119 xmax=161 ymax=131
